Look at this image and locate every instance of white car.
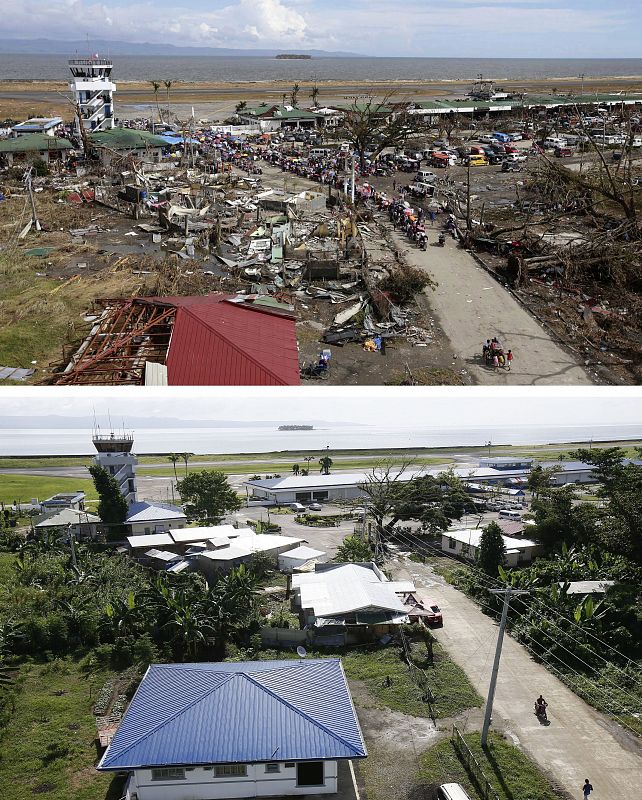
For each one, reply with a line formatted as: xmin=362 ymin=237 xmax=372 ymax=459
xmin=478 ymin=134 xmax=497 ymax=144
xmin=505 ymin=152 xmax=528 ymax=162
xmin=507 ymin=132 xmax=523 ymax=141
xmin=308 ymin=503 xmax=322 ymax=511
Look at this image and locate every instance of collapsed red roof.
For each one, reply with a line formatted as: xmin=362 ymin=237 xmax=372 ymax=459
xmin=163 ymin=295 xmax=300 ymax=385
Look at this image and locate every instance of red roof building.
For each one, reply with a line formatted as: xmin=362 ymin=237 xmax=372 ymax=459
xmin=56 ymin=294 xmax=300 ymax=386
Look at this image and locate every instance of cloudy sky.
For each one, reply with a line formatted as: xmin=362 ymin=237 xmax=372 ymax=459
xmin=1 ymin=388 xmax=641 ymax=427
xmin=2 ymin=0 xmax=641 ymax=57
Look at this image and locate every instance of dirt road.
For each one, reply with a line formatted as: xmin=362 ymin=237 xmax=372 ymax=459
xmin=391 ymin=556 xmax=642 ymax=800
xmin=395 ymin=226 xmax=594 ymax=385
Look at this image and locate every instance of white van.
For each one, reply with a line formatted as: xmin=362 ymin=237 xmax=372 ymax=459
xmin=498 ymin=509 xmax=522 ymax=521
xmin=416 ymin=169 xmax=437 ymax=183
xmin=310 ymin=147 xmax=331 ymax=158
xmin=438 ymin=784 xmax=474 ymax=800
xmin=544 ymin=136 xmax=566 ymax=149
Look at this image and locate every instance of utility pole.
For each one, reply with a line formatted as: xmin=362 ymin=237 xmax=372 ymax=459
xmin=466 ymin=160 xmax=471 ymax=233
xmin=481 ymin=588 xmax=529 ymax=748
xmin=67 ymin=523 xmax=78 ymax=570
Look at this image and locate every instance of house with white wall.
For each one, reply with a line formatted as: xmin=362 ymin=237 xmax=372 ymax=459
xmin=97 ymin=659 xmax=367 ymax=800
xmin=441 ymin=528 xmax=541 ymax=566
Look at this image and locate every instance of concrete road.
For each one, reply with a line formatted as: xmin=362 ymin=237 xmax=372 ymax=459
xmin=390 ymin=556 xmax=642 ymax=800
xmin=394 ymin=226 xmax=593 ymax=385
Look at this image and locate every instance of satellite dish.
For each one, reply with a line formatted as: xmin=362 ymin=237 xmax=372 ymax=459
xmin=296 ymin=646 xmax=307 ymax=658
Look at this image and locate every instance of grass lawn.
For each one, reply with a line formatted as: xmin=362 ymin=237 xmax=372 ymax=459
xmin=0 ymin=475 xmax=97 ymax=505
xmin=341 ymin=643 xmax=481 ymax=720
xmin=0 ymin=658 xmax=124 ymax=800
xmin=418 ymin=731 xmax=559 ymax=800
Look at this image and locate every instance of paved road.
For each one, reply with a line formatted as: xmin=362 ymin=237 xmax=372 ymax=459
xmin=394 ymin=225 xmax=593 ymax=385
xmin=391 ymin=556 xmax=642 ymax=800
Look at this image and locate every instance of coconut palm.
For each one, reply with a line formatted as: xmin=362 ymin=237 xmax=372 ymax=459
xmin=167 ymin=453 xmax=180 ymax=481
xmin=291 ymin=83 xmax=300 ymax=107
xmin=163 ymin=80 xmax=173 ymax=123
xmin=310 ymin=85 xmax=319 ymax=107
xmin=149 ymin=80 xmax=162 ymax=123
xmin=180 ymin=452 xmax=195 ymax=477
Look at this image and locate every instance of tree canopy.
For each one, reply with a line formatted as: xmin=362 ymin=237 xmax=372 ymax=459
xmin=478 ymin=521 xmax=506 ymax=576
xmin=176 ymin=470 xmax=242 ymax=524
xmin=335 ymin=534 xmax=373 ymax=563
xmin=88 ymin=464 xmax=128 ymax=534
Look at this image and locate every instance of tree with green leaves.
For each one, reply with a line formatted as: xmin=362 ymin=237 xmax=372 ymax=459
xmin=319 ymin=455 xmax=333 ymax=475
xmin=235 ymin=100 xmax=247 ymax=115
xmin=478 ymin=521 xmax=506 ymax=576
xmin=180 ymin=452 xmax=194 ymax=477
xmin=531 ymin=484 xmax=600 ymax=553
xmin=176 ymin=470 xmax=242 ymax=523
xmin=88 ymin=464 xmax=128 ymax=536
xmin=527 ymin=464 xmax=560 ymax=498
xmin=167 ymin=453 xmax=180 ymax=481
xmin=335 ymin=534 xmax=373 ymax=563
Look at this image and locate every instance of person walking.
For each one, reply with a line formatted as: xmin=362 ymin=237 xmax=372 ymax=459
xmin=507 ymin=349 xmax=513 ymax=369
xmin=582 ymin=779 xmax=593 ymax=800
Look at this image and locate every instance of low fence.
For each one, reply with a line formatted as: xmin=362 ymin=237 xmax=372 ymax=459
xmin=260 ymin=626 xmax=309 ymax=647
xmin=451 ymin=726 xmax=501 ymax=800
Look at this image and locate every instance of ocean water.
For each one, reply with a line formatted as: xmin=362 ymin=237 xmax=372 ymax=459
xmin=2 ymin=55 xmax=642 ymax=83
xmin=1 ymin=423 xmax=641 ymax=456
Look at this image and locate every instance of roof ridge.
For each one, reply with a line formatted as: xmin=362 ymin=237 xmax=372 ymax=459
xmin=178 ymin=306 xmax=289 ymax=386
xmin=101 ymin=669 xmax=236 ymax=767
xmin=242 ymin=665 xmax=363 ymax=757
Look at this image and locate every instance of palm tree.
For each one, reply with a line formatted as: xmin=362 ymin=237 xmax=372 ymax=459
xmin=310 ymin=85 xmax=319 ymax=107
xmin=167 ymin=454 xmax=180 ymax=481
xmin=319 ymin=455 xmax=333 ymax=475
xmin=282 ymin=93 xmax=287 ymax=107
xmin=180 ymin=452 xmax=194 ymax=477
xmin=149 ymin=80 xmax=162 ymax=124
xmin=291 ymin=83 xmax=300 ymax=107
xmin=235 ymin=100 xmax=247 ymax=115
xmin=163 ymin=80 xmax=173 ymax=123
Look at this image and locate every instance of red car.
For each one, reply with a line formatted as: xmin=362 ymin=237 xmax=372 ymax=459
xmin=424 ymin=599 xmax=443 ymax=626
xmin=504 ymin=144 xmax=520 ymax=154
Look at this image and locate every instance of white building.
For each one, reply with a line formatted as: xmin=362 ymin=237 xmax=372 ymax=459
xmin=41 ymin=491 xmax=86 ymax=511
xmin=441 ymin=528 xmax=541 ymax=567
xmin=291 ymin=562 xmax=415 ymax=636
xmin=195 ymin=529 xmax=304 ymax=578
xmin=278 ymin=545 xmax=326 ymax=573
xmin=34 ymin=508 xmax=101 ymax=539
xmin=125 ymin=501 xmax=187 ymax=535
xmin=11 ymin=117 xmax=63 ymax=137
xmin=69 ymin=56 xmax=116 ymax=134
xmin=97 ymin=659 xmax=367 ymax=800
xmin=92 ymin=431 xmax=138 ymax=505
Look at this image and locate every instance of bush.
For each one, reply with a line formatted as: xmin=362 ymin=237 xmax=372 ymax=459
xmin=380 ymin=264 xmax=435 ymax=304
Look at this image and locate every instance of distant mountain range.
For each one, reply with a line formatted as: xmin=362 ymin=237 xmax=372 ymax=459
xmin=0 ymin=415 xmax=361 ymax=429
xmin=0 ymin=38 xmax=363 ymax=58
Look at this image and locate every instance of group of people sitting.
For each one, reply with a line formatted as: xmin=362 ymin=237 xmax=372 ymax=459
xmin=483 ymin=337 xmax=513 ymax=370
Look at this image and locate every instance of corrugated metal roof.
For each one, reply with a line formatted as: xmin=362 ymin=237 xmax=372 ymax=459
xmin=163 ymin=296 xmax=299 ymax=386
xmin=126 ymin=533 xmax=174 ymax=548
xmin=35 ymin=508 xmax=100 ymax=527
xmin=293 ymin=563 xmax=410 ymax=618
xmin=279 ymin=545 xmax=326 ymax=561
xmin=126 ymin=501 xmax=186 ymax=523
xmin=144 ymin=361 xmax=168 ymax=386
xmin=99 ymin=659 xmax=366 ymax=769
xmin=0 ymin=133 xmax=73 ymax=152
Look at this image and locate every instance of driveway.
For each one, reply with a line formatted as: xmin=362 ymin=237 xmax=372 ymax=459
xmin=389 ymin=556 xmax=642 ymax=800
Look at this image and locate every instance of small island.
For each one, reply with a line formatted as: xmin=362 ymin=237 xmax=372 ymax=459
xmin=278 ymin=424 xmax=314 ymax=430
xmin=275 ymin=54 xmax=312 ymax=60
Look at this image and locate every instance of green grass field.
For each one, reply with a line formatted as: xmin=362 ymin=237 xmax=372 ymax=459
xmin=0 ymin=476 xmax=98 ymax=505
xmin=0 ymin=659 xmax=123 ymax=800
xmin=418 ymin=731 xmax=559 ymax=800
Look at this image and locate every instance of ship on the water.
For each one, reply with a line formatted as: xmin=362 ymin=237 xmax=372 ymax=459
xmin=278 ymin=424 xmax=314 ymax=430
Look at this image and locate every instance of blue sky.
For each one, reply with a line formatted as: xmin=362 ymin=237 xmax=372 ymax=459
xmin=3 ymin=0 xmax=642 ymax=57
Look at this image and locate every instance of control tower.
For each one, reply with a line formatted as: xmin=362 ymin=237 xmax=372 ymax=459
xmin=92 ymin=431 xmax=137 ymax=505
xmin=69 ymin=56 xmax=116 ymax=135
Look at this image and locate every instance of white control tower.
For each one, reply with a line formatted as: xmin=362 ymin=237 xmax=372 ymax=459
xmin=69 ymin=55 xmax=116 ymax=135
xmin=92 ymin=431 xmax=137 ymax=506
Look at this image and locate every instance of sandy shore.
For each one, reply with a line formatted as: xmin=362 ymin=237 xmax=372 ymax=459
xmin=2 ymin=75 xmax=641 ymax=122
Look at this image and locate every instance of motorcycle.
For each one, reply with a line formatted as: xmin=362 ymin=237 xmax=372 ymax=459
xmin=534 ymin=700 xmax=548 ymax=722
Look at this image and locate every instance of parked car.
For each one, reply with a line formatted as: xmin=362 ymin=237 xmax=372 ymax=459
xmin=507 ymin=132 xmax=523 ymax=141
xmin=501 ymin=161 xmax=523 ymax=172
xmin=555 ymin=147 xmax=573 ymax=158
xmin=504 ymin=144 xmax=520 ymax=154
xmin=289 ymin=502 xmax=307 ymax=512
xmin=478 ymin=134 xmax=497 ymax=144
xmin=505 ymin=152 xmax=527 ymax=162
xmin=351 ymin=506 xmax=366 ymax=518
xmin=308 ymin=503 xmax=322 ymax=511
xmin=489 ymin=153 xmax=506 ymax=165
xmin=424 ymin=599 xmax=443 ymax=626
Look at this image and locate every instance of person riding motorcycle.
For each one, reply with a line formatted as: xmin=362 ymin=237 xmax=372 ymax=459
xmin=535 ymin=695 xmax=548 ymax=720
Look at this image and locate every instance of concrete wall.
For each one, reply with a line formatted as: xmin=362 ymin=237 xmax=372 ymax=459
xmin=129 ymin=519 xmax=186 ymax=536
xmin=126 ymin=760 xmax=338 ymax=800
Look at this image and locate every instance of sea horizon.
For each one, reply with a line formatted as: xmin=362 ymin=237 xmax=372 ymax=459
xmin=1 ymin=422 xmax=641 ymax=457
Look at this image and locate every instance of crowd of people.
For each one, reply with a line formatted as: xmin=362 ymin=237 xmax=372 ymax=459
xmin=483 ymin=338 xmax=513 ymax=370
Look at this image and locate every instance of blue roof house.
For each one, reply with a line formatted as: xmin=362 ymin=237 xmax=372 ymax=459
xmin=98 ymin=659 xmax=367 ymax=800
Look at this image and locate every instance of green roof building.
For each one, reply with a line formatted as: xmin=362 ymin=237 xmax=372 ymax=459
xmin=0 ymin=133 xmax=74 ymax=166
